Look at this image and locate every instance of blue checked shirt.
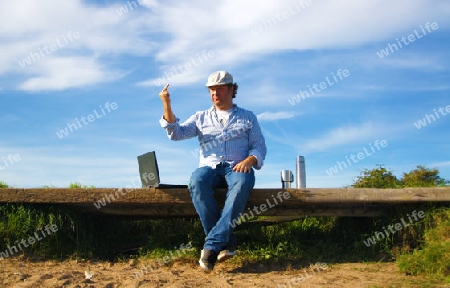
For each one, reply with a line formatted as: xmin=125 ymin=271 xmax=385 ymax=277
xmin=160 ymin=104 xmax=267 ymax=169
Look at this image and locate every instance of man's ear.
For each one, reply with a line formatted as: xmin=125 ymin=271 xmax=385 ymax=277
xmin=228 ymin=85 xmax=234 ymax=96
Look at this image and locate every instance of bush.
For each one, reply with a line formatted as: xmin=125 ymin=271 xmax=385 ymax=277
xmin=397 ymin=208 xmax=450 ymax=280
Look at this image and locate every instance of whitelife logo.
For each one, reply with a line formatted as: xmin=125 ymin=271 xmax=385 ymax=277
xmin=376 ymin=22 xmax=439 ymax=59
xmin=325 ymin=140 xmax=388 ymax=176
xmin=0 ymin=154 xmax=21 ymax=170
xmin=152 ymin=50 xmax=215 ymax=87
xmin=18 ymin=31 xmax=81 ymax=68
xmin=190 ymin=121 xmax=253 ymax=158
xmin=0 ymin=224 xmax=58 ymax=260
xmin=131 ymin=242 xmax=194 ymax=279
xmin=115 ymin=0 xmax=153 ymax=16
xmin=363 ymin=210 xmax=425 ymax=247
xmin=288 ymin=69 xmax=350 ymax=106
xmin=92 ymin=174 xmax=156 ymax=209
xmin=229 ymin=191 xmax=291 ymax=228
xmin=56 ymin=102 xmax=118 ymax=139
xmin=413 ymin=104 xmax=450 ymax=129
xmin=250 ymin=0 xmax=313 ymax=35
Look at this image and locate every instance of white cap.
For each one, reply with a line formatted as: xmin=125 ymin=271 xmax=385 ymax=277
xmin=205 ymin=71 xmax=233 ymax=87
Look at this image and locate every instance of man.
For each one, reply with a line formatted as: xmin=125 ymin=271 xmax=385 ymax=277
xmin=159 ymin=71 xmax=267 ymax=272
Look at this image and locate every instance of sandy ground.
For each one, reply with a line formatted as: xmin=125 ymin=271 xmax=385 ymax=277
xmin=0 ymin=256 xmax=447 ymax=288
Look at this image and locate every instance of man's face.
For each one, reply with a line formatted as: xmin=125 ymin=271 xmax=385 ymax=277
xmin=208 ymin=85 xmax=234 ymax=110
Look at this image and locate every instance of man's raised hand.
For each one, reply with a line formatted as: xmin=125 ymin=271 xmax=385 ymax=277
xmin=159 ymin=83 xmax=170 ymax=102
xmin=159 ymin=83 xmax=176 ymax=123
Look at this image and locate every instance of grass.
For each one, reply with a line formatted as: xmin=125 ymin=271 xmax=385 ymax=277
xmin=68 ymin=182 xmax=94 ymax=189
xmin=0 ymin=181 xmax=449 ymax=286
xmin=397 ymin=207 xmax=450 ymax=283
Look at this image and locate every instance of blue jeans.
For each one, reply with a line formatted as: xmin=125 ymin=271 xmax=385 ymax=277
xmin=189 ymin=162 xmax=255 ymax=253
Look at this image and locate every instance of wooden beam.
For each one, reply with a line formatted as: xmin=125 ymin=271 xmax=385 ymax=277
xmin=1 ymin=187 xmax=449 ymax=204
xmin=0 ymin=187 xmax=448 ymax=218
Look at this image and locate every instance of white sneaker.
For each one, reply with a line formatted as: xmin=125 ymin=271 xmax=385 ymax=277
xmin=217 ymin=249 xmax=237 ymax=262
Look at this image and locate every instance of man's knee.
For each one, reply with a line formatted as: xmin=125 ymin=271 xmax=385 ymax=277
xmin=229 ymin=171 xmax=255 ymax=188
xmin=190 ymin=167 xmax=212 ymax=182
xmin=189 ymin=167 xmax=217 ymax=194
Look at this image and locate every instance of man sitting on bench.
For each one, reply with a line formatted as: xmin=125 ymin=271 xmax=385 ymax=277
xmin=158 ymin=71 xmax=267 ymax=272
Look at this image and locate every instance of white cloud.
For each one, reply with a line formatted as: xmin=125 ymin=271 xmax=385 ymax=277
xmin=0 ymin=0 xmax=155 ymax=91
xmin=2 ymin=0 xmax=450 ymax=90
xmin=239 ymin=83 xmax=294 ymax=107
xmin=354 ymin=85 xmax=450 ymax=92
xmin=137 ymin=49 xmax=217 ymax=87
xmin=257 ymin=111 xmax=297 ymax=121
xmin=427 ymin=161 xmax=450 ymax=168
xmin=18 ymin=56 xmax=125 ymax=91
xmin=301 ymin=122 xmax=385 ymax=153
xmin=0 ymin=114 xmax=21 ymax=123
xmin=141 ymin=0 xmax=450 ymax=85
xmin=376 ymin=56 xmax=446 ymax=70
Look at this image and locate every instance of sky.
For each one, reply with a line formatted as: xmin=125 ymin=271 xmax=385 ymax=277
xmin=1 ymin=0 xmax=449 ymax=189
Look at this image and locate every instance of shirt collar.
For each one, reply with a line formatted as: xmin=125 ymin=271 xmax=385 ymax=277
xmin=210 ymin=104 xmax=237 ymax=113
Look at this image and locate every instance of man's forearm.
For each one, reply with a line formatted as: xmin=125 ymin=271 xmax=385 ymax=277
xmin=162 ymin=100 xmax=176 ymax=123
xmin=159 ymin=83 xmax=176 ymax=123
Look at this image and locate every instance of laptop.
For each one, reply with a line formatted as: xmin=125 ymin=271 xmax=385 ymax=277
xmin=137 ymin=151 xmax=188 ymax=188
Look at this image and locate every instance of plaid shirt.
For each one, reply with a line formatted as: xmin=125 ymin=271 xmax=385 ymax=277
xmin=160 ymin=104 xmax=267 ymax=169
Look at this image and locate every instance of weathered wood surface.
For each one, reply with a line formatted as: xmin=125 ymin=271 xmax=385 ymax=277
xmin=1 ymin=187 xmax=449 ymax=204
xmin=0 ymin=187 xmax=449 ymax=218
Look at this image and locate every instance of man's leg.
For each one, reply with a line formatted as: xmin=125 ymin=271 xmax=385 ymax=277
xmin=189 ymin=166 xmax=221 ymax=235
xmin=203 ymin=167 xmax=255 ymax=253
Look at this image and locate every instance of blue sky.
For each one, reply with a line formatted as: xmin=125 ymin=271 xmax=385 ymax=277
xmin=1 ymin=0 xmax=449 ymax=189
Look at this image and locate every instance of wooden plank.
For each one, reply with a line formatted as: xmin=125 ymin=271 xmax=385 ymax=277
xmin=0 ymin=187 xmax=448 ymax=218
xmin=1 ymin=187 xmax=449 ymax=204
xmin=69 ymin=203 xmax=385 ymax=218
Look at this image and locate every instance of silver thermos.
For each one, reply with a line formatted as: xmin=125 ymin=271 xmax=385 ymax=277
xmin=281 ymin=170 xmax=294 ymax=189
xmin=296 ymin=156 xmax=306 ymax=188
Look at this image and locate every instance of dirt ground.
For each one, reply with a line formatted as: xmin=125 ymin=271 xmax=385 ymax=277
xmin=1 ymin=256 xmax=448 ymax=288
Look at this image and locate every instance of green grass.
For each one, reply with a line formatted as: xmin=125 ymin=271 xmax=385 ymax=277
xmin=68 ymin=182 xmax=94 ymax=189
xmin=397 ymin=208 xmax=450 ymax=283
xmin=0 ymin=181 xmax=8 ymax=188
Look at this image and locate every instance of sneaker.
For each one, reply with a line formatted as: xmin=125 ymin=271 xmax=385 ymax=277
xmin=217 ymin=248 xmax=237 ymax=262
xmin=199 ymin=249 xmax=218 ymax=273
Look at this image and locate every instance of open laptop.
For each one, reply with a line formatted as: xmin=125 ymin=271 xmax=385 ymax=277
xmin=137 ymin=151 xmax=188 ymax=188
